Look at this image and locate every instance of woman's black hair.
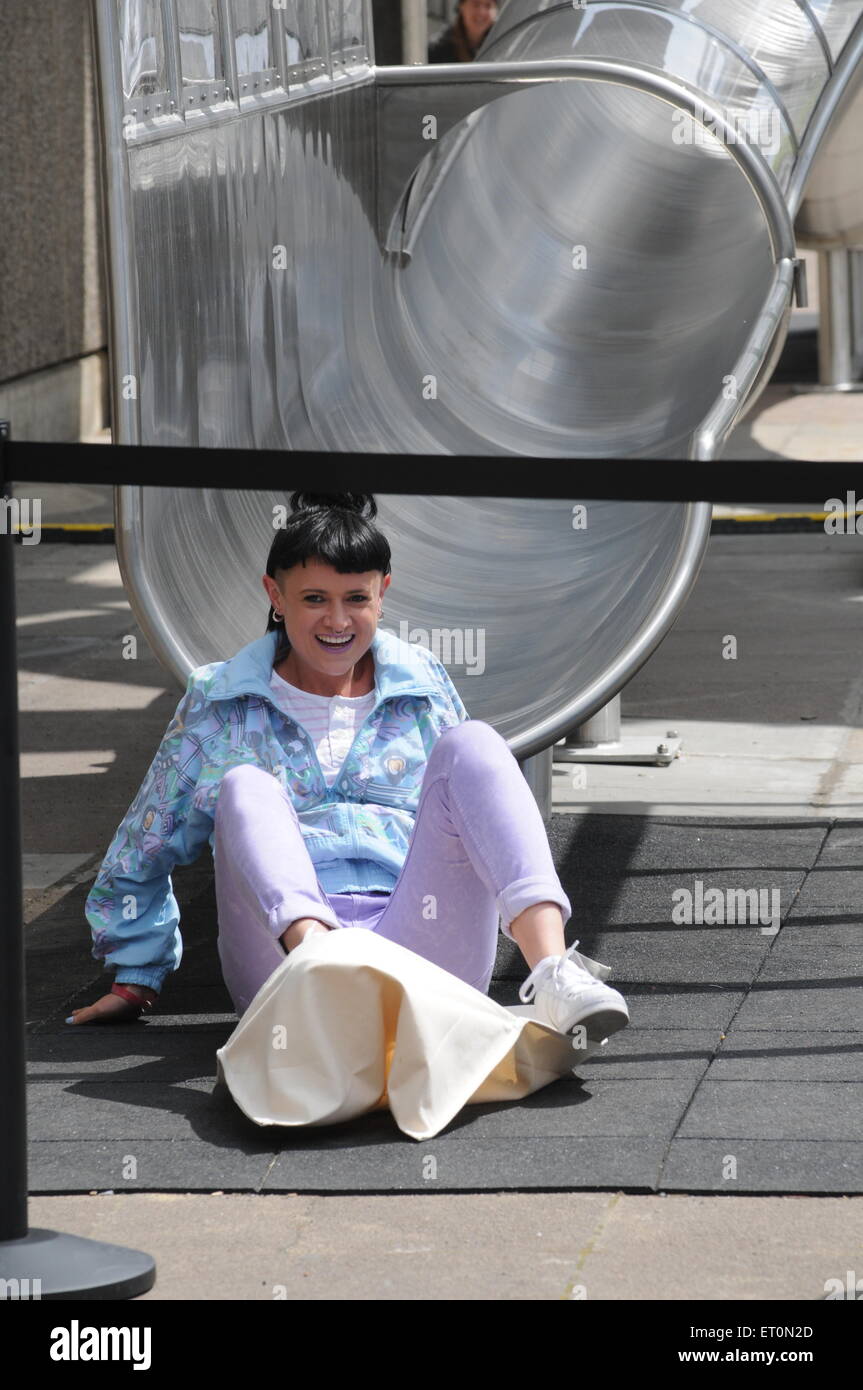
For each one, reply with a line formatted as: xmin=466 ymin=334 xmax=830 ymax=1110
xmin=265 ymin=493 xmax=392 ymax=660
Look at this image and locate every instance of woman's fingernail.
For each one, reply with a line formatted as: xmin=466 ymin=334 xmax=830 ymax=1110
xmin=65 ymin=1016 xmax=75 ymax=1024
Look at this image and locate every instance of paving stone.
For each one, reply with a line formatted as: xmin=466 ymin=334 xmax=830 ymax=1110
xmin=706 ymin=1032 xmax=863 ymax=1081
xmin=22 ymin=853 xmax=95 ymax=891
xmin=571 ymin=1030 xmax=719 ymax=1080
xmin=159 ymin=955 xmax=229 ymax=988
xmin=733 ymin=984 xmax=863 ymax=1030
xmin=784 ymin=868 xmax=863 ymax=916
xmin=577 ymin=935 xmax=777 ymax=984
xmin=495 ymin=929 xmax=781 ymax=983
xmin=27 ymin=1141 xmax=277 ymax=1193
xmin=35 ymin=1016 xmax=234 ymax=1037
xmin=812 ymin=823 xmax=863 ymax=868
xmin=428 ymin=1078 xmax=693 ymax=1140
xmin=602 ymin=989 xmax=747 ymax=1031
xmin=26 ymin=1029 xmax=231 ymax=1082
xmin=677 ymin=1081 xmax=863 ymax=1141
xmin=757 ymin=948 xmax=863 ymax=981
xmin=24 ymin=949 xmax=107 ymax=1013
xmin=489 ymin=974 xmax=748 ymax=1028
xmin=547 ymin=816 xmax=826 ymax=872
xmin=548 ymin=871 xmax=805 ymax=929
xmin=660 ymin=1140 xmax=863 ymax=1193
xmin=262 ymin=1137 xmax=667 ymax=1191
xmin=229 ymin=1103 xmax=412 ymax=1153
xmin=767 ymin=922 xmax=863 ymax=948
xmin=27 ymin=1079 xmax=272 ymax=1146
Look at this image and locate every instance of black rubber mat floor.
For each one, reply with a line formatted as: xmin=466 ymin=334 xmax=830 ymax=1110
xmin=25 ymin=815 xmax=863 ymax=1194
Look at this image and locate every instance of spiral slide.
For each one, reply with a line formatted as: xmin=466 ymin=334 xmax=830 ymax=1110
xmin=91 ymin=1 xmax=863 ymax=747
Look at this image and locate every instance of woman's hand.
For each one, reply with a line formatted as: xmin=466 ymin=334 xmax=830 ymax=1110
xmin=66 ymin=985 xmax=158 ymax=1025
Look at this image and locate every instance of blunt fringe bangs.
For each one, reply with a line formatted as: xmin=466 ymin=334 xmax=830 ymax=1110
xmin=264 ymin=492 xmax=392 ymax=656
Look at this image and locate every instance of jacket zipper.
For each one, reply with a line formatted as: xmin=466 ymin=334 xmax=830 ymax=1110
xmin=331 ymin=701 xmax=388 ymax=798
xmin=261 ymin=683 xmax=437 ymax=800
xmin=271 ymin=697 xmax=386 ymax=801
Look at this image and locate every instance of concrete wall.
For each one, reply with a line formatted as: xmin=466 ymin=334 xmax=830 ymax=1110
xmin=0 ymin=1 xmax=108 ymax=440
xmin=0 ymin=3 xmax=455 ymax=441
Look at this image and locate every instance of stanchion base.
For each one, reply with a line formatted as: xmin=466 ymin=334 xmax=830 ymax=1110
xmin=790 ymin=381 xmax=863 ymax=394
xmin=553 ymin=733 xmax=682 ymax=766
xmin=0 ymin=1229 xmax=155 ymax=1300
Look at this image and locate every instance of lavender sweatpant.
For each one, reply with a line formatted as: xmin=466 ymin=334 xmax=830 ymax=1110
xmin=213 ymin=720 xmax=572 ymax=1016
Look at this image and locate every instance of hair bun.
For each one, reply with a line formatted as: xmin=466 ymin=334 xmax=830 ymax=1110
xmin=289 ymin=492 xmax=377 ymax=519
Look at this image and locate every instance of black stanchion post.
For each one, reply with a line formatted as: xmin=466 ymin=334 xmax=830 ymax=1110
xmin=0 ymin=421 xmax=27 ymax=1247
xmin=0 ymin=426 xmax=156 ymax=1298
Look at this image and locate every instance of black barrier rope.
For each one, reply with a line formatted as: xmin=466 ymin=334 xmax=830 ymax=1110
xmin=0 ymin=424 xmax=156 ymax=1299
xmin=2 ymin=438 xmax=859 ymax=501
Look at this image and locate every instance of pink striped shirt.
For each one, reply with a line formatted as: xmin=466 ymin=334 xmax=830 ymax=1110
xmin=269 ymin=668 xmax=377 ymax=787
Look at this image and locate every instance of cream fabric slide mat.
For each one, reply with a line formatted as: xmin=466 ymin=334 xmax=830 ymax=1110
xmin=216 ymin=929 xmax=611 ymax=1141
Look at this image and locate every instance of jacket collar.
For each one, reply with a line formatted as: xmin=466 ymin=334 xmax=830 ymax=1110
xmin=201 ymin=627 xmax=438 ymax=705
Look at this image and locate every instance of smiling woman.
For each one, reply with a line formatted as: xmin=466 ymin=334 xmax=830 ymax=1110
xmin=79 ymin=490 xmax=628 ymax=1069
xmin=263 ymin=494 xmax=389 ymax=698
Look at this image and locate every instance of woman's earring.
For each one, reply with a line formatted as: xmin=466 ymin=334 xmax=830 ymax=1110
xmin=271 ymin=606 xmax=284 ymax=624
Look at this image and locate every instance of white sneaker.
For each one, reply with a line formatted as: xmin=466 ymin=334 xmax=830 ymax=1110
xmin=518 ymin=940 xmax=630 ymax=1044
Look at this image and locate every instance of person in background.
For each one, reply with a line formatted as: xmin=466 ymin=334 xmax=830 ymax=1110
xmin=428 ymin=0 xmax=499 ymax=63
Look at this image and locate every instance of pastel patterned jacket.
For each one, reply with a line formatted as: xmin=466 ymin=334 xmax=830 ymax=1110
xmin=84 ymin=627 xmax=470 ymax=993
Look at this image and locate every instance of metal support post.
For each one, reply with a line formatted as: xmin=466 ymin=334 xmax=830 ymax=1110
xmin=554 ymin=694 xmax=682 ymax=766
